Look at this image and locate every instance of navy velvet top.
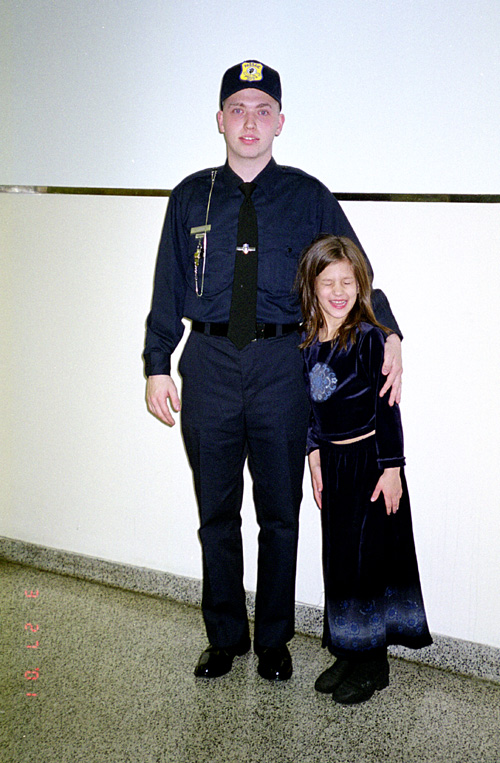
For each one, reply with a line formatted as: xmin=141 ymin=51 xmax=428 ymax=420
xmin=303 ymin=322 xmax=405 ymax=470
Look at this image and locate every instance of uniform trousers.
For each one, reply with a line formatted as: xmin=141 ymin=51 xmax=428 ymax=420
xmin=179 ymin=329 xmax=310 ymax=650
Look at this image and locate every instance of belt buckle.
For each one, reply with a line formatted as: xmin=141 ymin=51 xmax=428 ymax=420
xmin=254 ymin=324 xmax=266 ymax=340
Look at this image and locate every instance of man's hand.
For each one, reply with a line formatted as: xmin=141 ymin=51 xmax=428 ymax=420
xmin=308 ymin=449 xmax=323 ymax=509
xmin=371 ymin=467 xmax=402 ymax=515
xmin=380 ymin=333 xmax=402 ymax=406
xmin=146 ymin=375 xmax=181 ymax=427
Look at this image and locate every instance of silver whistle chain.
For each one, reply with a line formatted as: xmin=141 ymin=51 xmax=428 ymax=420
xmin=194 ymin=169 xmax=217 ymax=297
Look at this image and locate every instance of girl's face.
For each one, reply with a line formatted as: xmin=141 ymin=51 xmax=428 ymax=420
xmin=314 ymin=260 xmax=358 ymax=336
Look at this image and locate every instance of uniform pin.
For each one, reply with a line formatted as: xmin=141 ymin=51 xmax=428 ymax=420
xmin=236 ymin=243 xmax=256 ymax=255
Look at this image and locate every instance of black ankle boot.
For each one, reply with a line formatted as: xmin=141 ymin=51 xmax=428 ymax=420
xmin=332 ymin=657 xmax=389 ymax=705
xmin=314 ymin=658 xmax=353 ymax=693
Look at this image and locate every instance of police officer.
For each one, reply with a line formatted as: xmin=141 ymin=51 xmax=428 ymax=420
xmin=144 ymin=60 xmax=402 ymax=681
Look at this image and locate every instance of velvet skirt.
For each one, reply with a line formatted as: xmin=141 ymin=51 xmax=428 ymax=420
xmin=319 ymin=437 xmax=432 ymax=657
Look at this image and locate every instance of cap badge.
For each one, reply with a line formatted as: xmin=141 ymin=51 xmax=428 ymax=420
xmin=240 ymin=62 xmax=263 ymax=82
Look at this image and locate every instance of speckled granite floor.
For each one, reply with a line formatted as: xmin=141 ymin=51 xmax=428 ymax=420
xmin=1 ymin=560 xmax=499 ymax=763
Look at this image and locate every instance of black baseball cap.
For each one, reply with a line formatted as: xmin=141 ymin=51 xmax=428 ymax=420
xmin=219 ymin=60 xmax=282 ymax=110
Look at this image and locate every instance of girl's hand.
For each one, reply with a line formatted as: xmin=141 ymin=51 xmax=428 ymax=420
xmin=371 ymin=467 xmax=402 ymax=515
xmin=308 ymin=449 xmax=323 ymax=509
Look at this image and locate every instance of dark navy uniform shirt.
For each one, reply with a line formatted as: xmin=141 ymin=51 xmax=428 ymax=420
xmin=303 ymin=323 xmax=405 ymax=469
xmin=144 ymin=158 xmax=401 ymax=376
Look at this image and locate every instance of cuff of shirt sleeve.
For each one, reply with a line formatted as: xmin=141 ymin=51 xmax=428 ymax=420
xmin=306 ymin=429 xmax=322 ymax=454
xmin=143 ymin=352 xmax=172 ymax=377
xmin=386 ymin=329 xmax=404 ymax=342
xmin=371 ymin=288 xmax=403 ymax=340
xmin=377 ymin=456 xmax=406 ymax=470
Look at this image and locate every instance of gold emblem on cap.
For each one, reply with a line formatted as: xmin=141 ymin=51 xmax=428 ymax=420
xmin=240 ymin=62 xmax=263 ymax=82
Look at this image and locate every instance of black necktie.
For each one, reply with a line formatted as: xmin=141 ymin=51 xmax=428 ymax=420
xmin=227 ymin=182 xmax=258 ymax=350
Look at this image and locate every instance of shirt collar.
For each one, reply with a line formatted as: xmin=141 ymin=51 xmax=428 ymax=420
xmin=219 ymin=157 xmax=281 ymax=198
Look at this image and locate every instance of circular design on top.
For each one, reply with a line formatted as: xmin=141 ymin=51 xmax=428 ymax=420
xmin=309 ymin=362 xmax=338 ymax=402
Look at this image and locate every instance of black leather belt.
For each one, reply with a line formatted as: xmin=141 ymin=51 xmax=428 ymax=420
xmin=191 ymin=321 xmax=301 ymax=340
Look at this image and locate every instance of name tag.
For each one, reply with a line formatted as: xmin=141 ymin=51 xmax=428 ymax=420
xmin=190 ymin=224 xmax=212 ymax=237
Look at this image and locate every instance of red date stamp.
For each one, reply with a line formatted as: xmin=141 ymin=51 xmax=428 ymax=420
xmin=24 ymin=589 xmax=40 ymax=697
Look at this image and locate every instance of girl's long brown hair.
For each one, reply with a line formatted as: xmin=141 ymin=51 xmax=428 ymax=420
xmin=297 ymin=234 xmax=389 ymax=349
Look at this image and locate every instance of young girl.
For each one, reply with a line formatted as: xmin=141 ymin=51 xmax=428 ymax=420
xmin=298 ymin=235 xmax=432 ymax=705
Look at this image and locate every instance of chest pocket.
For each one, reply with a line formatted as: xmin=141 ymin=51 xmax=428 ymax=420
xmin=258 ymin=212 xmax=316 ymax=298
xmin=184 ymin=226 xmax=235 ymax=298
xmin=259 ymin=244 xmax=298 ymax=297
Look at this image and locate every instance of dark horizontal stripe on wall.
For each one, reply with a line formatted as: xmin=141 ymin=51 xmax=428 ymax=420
xmin=0 ymin=185 xmax=172 ymax=197
xmin=1 ymin=185 xmax=499 ymax=203
xmin=336 ymin=192 xmax=500 ymax=204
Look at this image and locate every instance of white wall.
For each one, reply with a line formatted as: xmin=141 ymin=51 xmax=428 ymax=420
xmin=1 ymin=0 xmax=499 ymax=193
xmin=1 ymin=0 xmax=500 ymax=648
xmin=2 ymin=193 xmax=500 ymax=650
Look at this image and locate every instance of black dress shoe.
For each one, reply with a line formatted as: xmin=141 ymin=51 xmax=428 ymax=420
xmin=194 ymin=638 xmax=250 ymax=678
xmin=314 ymin=658 xmax=353 ymax=693
xmin=256 ymin=646 xmax=293 ymax=681
xmin=332 ymin=658 xmax=389 ymax=704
